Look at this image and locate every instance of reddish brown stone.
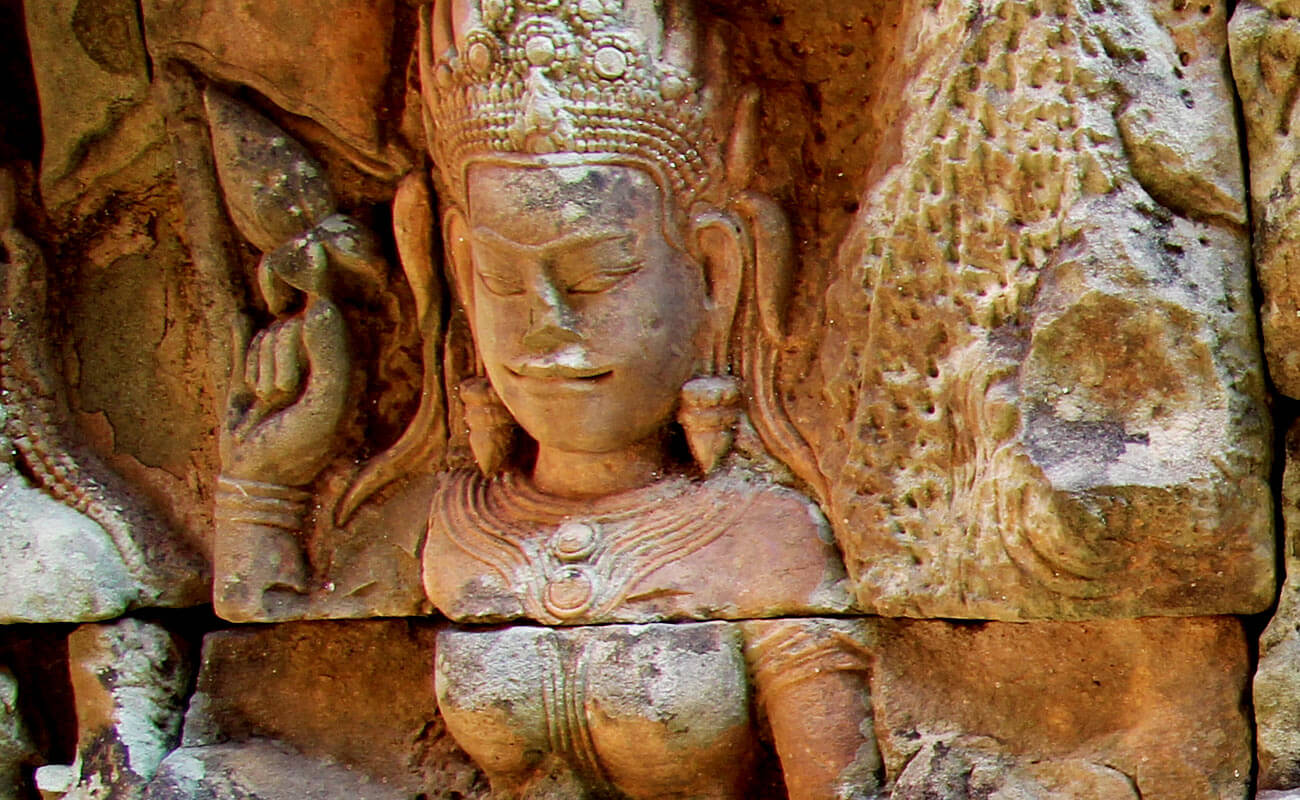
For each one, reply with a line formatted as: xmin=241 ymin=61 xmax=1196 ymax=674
xmin=179 ymin=620 xmax=482 ymax=796
xmin=870 ymin=617 xmax=1252 ymax=800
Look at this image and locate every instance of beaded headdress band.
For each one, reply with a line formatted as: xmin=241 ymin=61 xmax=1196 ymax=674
xmin=419 ymin=0 xmax=724 ymax=209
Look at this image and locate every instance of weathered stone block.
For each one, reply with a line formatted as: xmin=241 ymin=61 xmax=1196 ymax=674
xmin=64 ymin=618 xmax=190 ymax=799
xmin=869 ymin=616 xmax=1251 ymax=800
xmin=23 ymin=0 xmax=169 ymax=216
xmin=176 ymin=620 xmax=481 ymax=797
xmin=1252 ymin=422 xmax=1300 ymax=790
xmin=144 ymin=742 xmax=408 ymax=800
xmin=140 ymin=0 xmax=399 ymax=170
xmin=0 ymin=667 xmax=35 ymax=800
xmin=1231 ymin=0 xmax=1300 ymax=398
xmin=0 ymin=465 xmax=140 ymax=625
xmin=818 ymin=0 xmax=1271 ymax=621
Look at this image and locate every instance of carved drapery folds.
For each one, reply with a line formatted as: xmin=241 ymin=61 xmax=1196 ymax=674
xmin=0 ymin=0 xmax=1281 ymax=798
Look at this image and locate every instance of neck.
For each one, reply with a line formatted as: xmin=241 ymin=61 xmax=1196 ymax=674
xmin=531 ymin=436 xmax=666 ymax=498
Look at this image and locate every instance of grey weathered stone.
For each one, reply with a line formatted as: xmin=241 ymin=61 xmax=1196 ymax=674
xmin=1254 ymin=421 xmax=1300 ymax=790
xmin=0 ymin=457 xmax=139 ymax=625
xmin=0 ymin=667 xmax=35 ymax=800
xmin=1231 ymin=0 xmax=1300 ymax=398
xmin=36 ymin=765 xmax=77 ymax=800
xmin=144 ymin=742 xmax=406 ymax=800
xmin=63 ymin=618 xmax=190 ymax=800
xmin=891 ymin=737 xmax=1138 ymax=800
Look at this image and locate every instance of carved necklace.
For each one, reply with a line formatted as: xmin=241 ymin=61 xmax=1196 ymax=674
xmin=433 ymin=469 xmax=757 ymax=625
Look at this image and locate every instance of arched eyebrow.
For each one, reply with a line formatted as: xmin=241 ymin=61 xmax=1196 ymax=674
xmin=470 ymin=226 xmax=632 ymax=258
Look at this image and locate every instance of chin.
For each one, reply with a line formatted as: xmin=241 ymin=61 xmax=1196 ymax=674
xmin=525 ymin=424 xmax=643 ymax=455
xmin=506 ymin=398 xmax=674 ymax=455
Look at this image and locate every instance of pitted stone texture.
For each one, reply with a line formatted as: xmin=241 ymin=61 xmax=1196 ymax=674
xmin=143 ymin=742 xmax=407 ymax=800
xmin=180 ymin=620 xmax=483 ymax=797
xmin=870 ymin=617 xmax=1251 ymax=800
xmin=64 ymin=619 xmax=190 ymax=800
xmin=816 ymin=0 xmax=1270 ymax=621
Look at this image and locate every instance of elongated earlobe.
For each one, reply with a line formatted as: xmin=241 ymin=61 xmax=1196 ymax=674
xmin=678 ymin=375 xmax=741 ymax=475
xmin=442 ymin=205 xmax=476 ymax=323
xmin=460 ymin=376 xmax=514 ymax=476
xmin=692 ymin=211 xmax=747 ymax=373
xmin=682 ymin=212 xmax=747 ymax=475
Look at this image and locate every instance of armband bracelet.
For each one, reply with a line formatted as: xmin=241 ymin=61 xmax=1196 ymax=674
xmin=743 ymin=618 xmax=872 ymax=698
xmin=215 ymin=475 xmax=312 ymax=531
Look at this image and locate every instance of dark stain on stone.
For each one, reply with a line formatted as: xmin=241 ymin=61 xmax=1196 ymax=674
xmin=1024 ymin=404 xmax=1128 ymax=471
xmin=71 ymin=0 xmax=144 ymax=77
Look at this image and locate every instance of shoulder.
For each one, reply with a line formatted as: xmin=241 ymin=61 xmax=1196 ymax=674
xmin=686 ymin=470 xmax=857 ymax=616
xmin=709 ymin=472 xmax=834 ymax=541
xmin=423 ymin=469 xmax=527 ymax=622
xmin=698 ymin=469 xmax=835 ymax=552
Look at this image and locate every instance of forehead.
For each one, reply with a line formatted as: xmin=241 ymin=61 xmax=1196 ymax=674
xmin=465 ymin=164 xmax=663 ymax=244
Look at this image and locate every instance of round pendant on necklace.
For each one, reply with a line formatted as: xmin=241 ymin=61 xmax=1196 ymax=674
xmin=543 ymin=565 xmax=597 ymax=619
xmin=549 ymin=520 xmax=599 ymax=562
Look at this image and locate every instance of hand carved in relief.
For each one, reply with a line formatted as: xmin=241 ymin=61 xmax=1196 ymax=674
xmin=193 ymin=0 xmax=884 ymax=790
xmin=204 ymin=89 xmax=390 ymax=619
xmin=220 ymin=298 xmax=349 ymax=487
xmin=207 ymin=88 xmax=367 ymax=488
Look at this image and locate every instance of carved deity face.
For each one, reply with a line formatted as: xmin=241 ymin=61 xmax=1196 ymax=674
xmin=459 ymin=163 xmax=708 ymax=455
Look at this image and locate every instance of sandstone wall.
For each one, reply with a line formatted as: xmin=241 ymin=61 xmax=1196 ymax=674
xmin=0 ymin=1 xmax=1290 ymax=798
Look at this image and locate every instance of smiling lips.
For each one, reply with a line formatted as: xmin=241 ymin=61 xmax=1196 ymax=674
xmin=509 ymin=362 xmax=613 ymax=381
xmin=507 ymin=347 xmax=613 ymax=382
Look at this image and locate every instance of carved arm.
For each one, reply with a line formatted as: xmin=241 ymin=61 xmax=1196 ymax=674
xmin=741 ymin=618 xmax=882 ymax=800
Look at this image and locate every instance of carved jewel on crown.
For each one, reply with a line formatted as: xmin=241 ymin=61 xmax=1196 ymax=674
xmin=420 ymin=0 xmax=721 ymax=206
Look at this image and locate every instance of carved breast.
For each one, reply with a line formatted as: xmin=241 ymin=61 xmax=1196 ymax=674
xmin=435 ymin=621 xmax=754 ymax=799
xmin=421 ymin=469 xmax=855 ymax=625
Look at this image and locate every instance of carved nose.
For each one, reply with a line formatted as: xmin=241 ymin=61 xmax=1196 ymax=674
xmin=522 ymin=281 xmax=582 ymax=351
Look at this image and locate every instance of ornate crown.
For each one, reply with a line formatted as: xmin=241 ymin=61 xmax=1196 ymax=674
xmin=419 ymin=0 xmax=723 ymax=208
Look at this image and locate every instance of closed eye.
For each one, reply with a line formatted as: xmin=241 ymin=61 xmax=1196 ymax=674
xmin=477 ymin=270 xmax=525 ymax=296
xmin=567 ymin=262 xmax=642 ymax=294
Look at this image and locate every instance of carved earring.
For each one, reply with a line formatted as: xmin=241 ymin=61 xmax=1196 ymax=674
xmin=459 ymin=377 xmax=514 ymax=476
xmin=677 ymin=376 xmax=742 ymax=475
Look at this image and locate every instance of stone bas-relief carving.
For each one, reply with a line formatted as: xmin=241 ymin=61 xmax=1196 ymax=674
xmin=212 ymin=1 xmax=881 ymax=796
xmin=0 ymin=171 xmax=206 ymax=623
xmin=0 ymin=0 xmax=1283 ymax=797
xmin=204 ymin=0 xmax=1274 ymax=627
